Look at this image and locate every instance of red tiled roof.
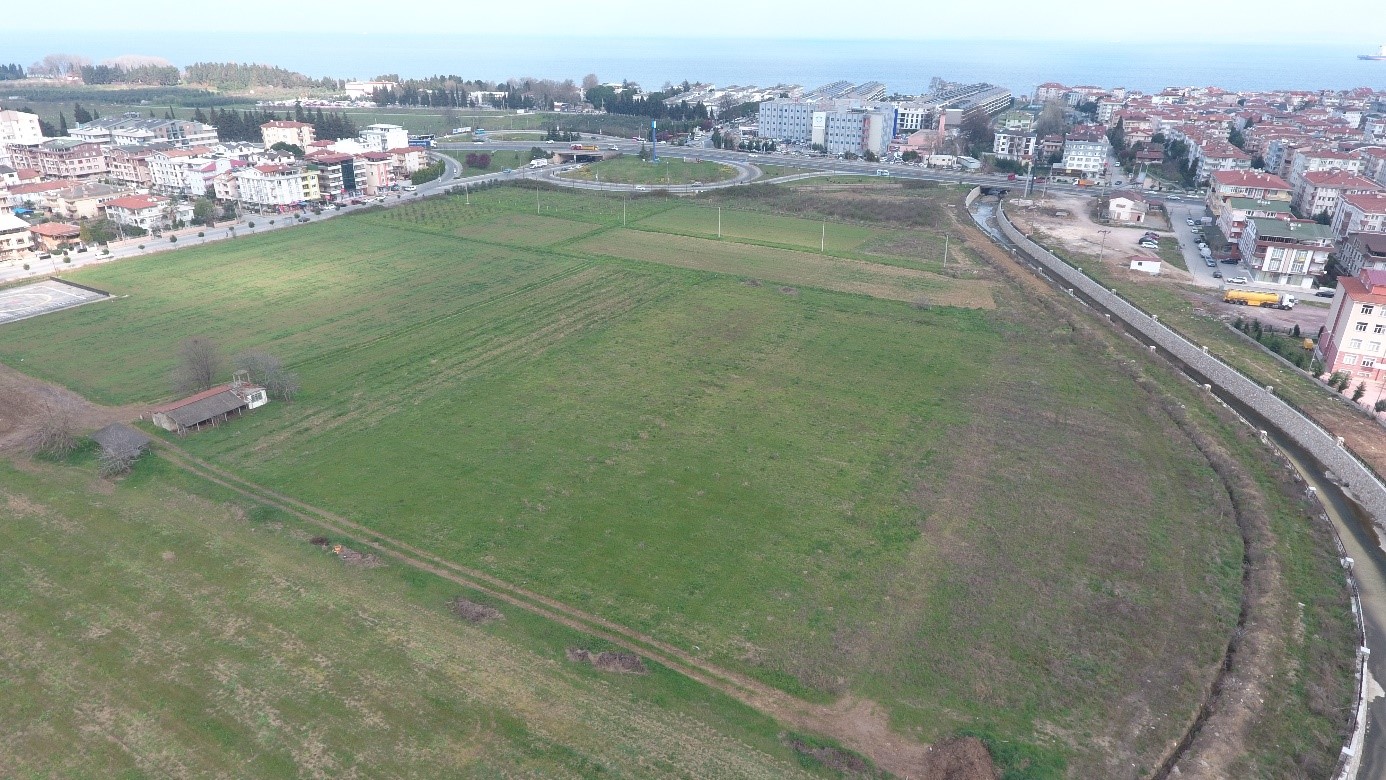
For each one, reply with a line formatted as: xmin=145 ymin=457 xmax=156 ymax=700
xmin=387 ymin=147 xmax=423 ymax=155
xmin=1341 ymin=192 xmax=1386 ymax=213
xmin=262 ymin=120 xmax=313 ymax=129
xmin=104 ymin=194 xmax=165 ymax=210
xmin=150 ymin=384 xmax=235 ymax=414
xmin=28 ymin=222 xmax=80 ymax=237
xmin=9 ymin=179 xmax=79 ymax=194
xmin=1301 ymin=171 xmax=1382 ymax=190
xmin=1210 ymin=170 xmax=1291 ymax=189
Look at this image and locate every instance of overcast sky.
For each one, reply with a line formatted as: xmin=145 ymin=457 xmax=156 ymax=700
xmin=15 ymin=0 xmax=1386 ymax=43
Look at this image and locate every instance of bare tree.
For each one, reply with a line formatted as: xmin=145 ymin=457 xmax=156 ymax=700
xmin=582 ymin=73 xmax=600 ymax=91
xmin=172 ymin=336 xmax=223 ymax=395
xmin=234 ymin=349 xmax=300 ymax=401
xmin=30 ymin=405 xmax=77 ymax=459
xmin=30 ymin=53 xmax=90 ymax=77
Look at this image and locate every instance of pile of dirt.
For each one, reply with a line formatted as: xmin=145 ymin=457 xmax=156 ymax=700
xmin=566 ymin=647 xmax=648 ymax=674
xmin=914 ymin=737 xmax=999 ymax=780
xmin=330 ymin=543 xmax=383 ymax=568
xmin=309 ymin=536 xmax=331 ymax=547
xmin=448 ymin=596 xmax=503 ymax=624
xmin=742 ymin=278 xmax=763 ymax=287
xmin=778 ymin=286 xmax=799 ymax=296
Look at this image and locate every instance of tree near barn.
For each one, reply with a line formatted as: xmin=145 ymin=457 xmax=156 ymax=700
xmin=234 ymin=349 xmax=301 ymax=401
xmin=29 ymin=405 xmax=77 ymax=459
xmin=171 ymin=336 xmax=223 ymax=395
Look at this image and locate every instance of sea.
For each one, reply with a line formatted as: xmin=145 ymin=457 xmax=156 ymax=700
xmin=6 ymin=33 xmax=1386 ymax=96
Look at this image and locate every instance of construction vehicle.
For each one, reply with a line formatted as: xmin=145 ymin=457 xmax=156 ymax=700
xmin=1222 ymin=289 xmax=1297 ymax=309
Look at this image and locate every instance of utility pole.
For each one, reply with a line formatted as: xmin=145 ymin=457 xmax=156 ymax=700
xmin=943 ymin=234 xmax=949 ymax=265
xmin=623 ymin=196 xmax=627 ymax=227
xmin=717 ymin=206 xmax=722 ymax=238
xmin=821 ymin=220 xmax=825 ymax=253
xmin=1097 ymin=229 xmax=1111 ymax=263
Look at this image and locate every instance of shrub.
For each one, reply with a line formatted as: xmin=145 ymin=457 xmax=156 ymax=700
xmin=247 ymin=221 xmax=255 ymax=228
xmin=1375 ymin=400 xmax=1386 ymax=414
xmin=62 ymin=256 xmax=70 ymax=263
xmin=169 ymin=235 xmax=177 ymax=243
xmin=137 ymin=244 xmax=144 ymax=249
xmin=22 ymin=263 xmax=29 ymax=270
xmin=197 ymin=231 xmax=204 ymax=237
xmin=1354 ymin=382 xmax=1367 ymax=402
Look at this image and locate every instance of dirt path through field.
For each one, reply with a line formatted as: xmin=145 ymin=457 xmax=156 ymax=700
xmin=0 ymin=359 xmax=994 ymax=779
xmin=0 ymin=362 xmax=142 ymax=455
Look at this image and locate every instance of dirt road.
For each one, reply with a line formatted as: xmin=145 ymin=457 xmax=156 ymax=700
xmin=0 ymin=362 xmax=141 ymax=454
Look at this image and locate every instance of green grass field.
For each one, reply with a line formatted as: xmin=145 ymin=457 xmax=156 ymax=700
xmin=560 ymin=156 xmax=737 ymax=186
xmin=0 ymin=455 xmax=827 ymax=778
xmin=0 ymin=183 xmax=1327 ymax=775
xmin=441 ymin=149 xmax=534 ymax=174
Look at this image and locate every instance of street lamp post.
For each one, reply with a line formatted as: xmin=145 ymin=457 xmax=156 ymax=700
xmin=1097 ymin=229 xmax=1111 ymax=263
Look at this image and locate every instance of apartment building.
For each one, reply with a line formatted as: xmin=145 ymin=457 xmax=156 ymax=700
xmin=1317 ymin=267 xmax=1386 ymax=382
xmin=232 ymin=163 xmax=321 ymax=209
xmin=103 ymin=193 xmax=188 ymax=232
xmin=1059 ymin=137 xmax=1110 ymax=176
xmin=1206 ymin=170 xmax=1292 ymax=219
xmin=105 ymin=145 xmax=158 ymax=187
xmin=360 ymin=124 xmax=409 ymax=152
xmin=1288 ymin=148 xmax=1364 ymax=188
xmin=51 ymin=182 xmax=133 ymax=220
xmin=71 ymin=115 xmax=219 ymax=148
xmin=0 ymin=110 xmax=43 ymax=165
xmin=5 ymin=138 xmax=107 ymax=179
xmin=822 ymin=107 xmax=896 ymax=157
xmin=0 ymin=212 xmax=33 ymax=261
xmin=1293 ymin=171 xmax=1382 ymax=220
xmin=261 ymin=120 xmax=316 ymax=149
xmin=1237 ymin=217 xmax=1333 ymax=287
xmin=993 ymin=131 xmax=1036 ymax=161
xmin=1331 ymin=192 xmax=1386 ymax=239
xmin=1216 ymin=196 xmax=1292 ymax=241
xmin=306 ymin=152 xmax=366 ymax=201
xmin=1338 ymin=233 xmax=1386 ymax=276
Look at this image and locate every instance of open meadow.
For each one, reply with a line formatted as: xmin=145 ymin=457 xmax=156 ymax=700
xmin=559 ymin=156 xmax=738 ymax=185
xmin=0 ymin=183 xmax=1353 ymax=776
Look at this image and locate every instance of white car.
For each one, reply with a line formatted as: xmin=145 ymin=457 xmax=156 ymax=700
xmin=403 ymin=185 xmax=417 ymax=191
xmin=1186 ymin=218 xmax=1196 ymax=226
xmin=1228 ymin=276 xmax=1249 ymax=284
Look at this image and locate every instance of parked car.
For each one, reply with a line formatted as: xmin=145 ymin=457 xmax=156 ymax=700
xmin=403 ymin=185 xmax=417 ymax=191
xmin=1139 ymin=242 xmax=1159 ymax=249
xmin=1221 ymin=258 xmax=1239 ymax=264
xmin=1186 ymin=218 xmax=1196 ymax=226
xmin=1205 ymin=259 xmax=1217 ymax=267
xmin=1228 ymin=276 xmax=1249 ymax=284
xmin=1316 ymin=289 xmax=1336 ymax=298
xmin=1213 ymin=270 xmax=1223 ymax=278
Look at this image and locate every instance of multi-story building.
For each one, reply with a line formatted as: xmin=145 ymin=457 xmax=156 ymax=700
xmin=1331 ymin=192 xmax=1386 ymax=239
xmin=103 ymin=193 xmax=188 ymax=232
xmin=757 ymin=99 xmax=818 ymax=142
xmin=1317 ymin=267 xmax=1386 ymax=382
xmin=387 ymin=147 xmax=430 ymax=176
xmin=1216 ymin=196 xmax=1293 ymax=241
xmin=232 ymin=163 xmax=321 ymax=210
xmin=1035 ymin=82 xmax=1068 ymax=103
xmin=306 ymin=152 xmax=366 ymax=201
xmin=1237 ymin=217 xmax=1333 ymax=287
xmin=1338 ymin=233 xmax=1386 ymax=276
xmin=0 ymin=110 xmax=44 ymax=166
xmin=70 ymin=115 xmax=218 ymax=148
xmin=261 ymin=120 xmax=316 ymax=149
xmin=360 ymin=124 xmax=409 ymax=152
xmin=992 ymin=131 xmax=1036 ymax=161
xmin=355 ymin=154 xmax=392 ymax=195
xmin=1059 ymin=136 xmax=1111 ymax=176
xmin=105 ymin=145 xmax=159 ymax=188
xmin=1206 ymin=170 xmax=1292 ymax=220
xmin=0 ymin=212 xmax=33 ymax=261
xmin=51 ymin=182 xmax=133 ymax=221
xmin=822 ymin=107 xmax=896 ymax=157
xmin=1288 ymin=148 xmax=1364 ymax=188
xmin=1292 ymin=171 xmax=1382 ymax=220
xmin=5 ymin=138 xmax=107 ymax=179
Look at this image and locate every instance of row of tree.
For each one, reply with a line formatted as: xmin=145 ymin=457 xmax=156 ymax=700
xmin=79 ymin=63 xmax=181 ymax=86
xmin=367 ymin=76 xmax=583 ymax=109
xmin=0 ymin=63 xmax=24 ymax=80
xmin=183 ymin=62 xmax=340 ymax=91
xmin=582 ymin=83 xmax=710 ymax=122
xmin=198 ymin=106 xmax=358 ymax=142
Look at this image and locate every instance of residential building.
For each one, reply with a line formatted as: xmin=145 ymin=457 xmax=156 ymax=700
xmin=1338 ymin=233 xmax=1386 ymax=276
xmin=1217 ymin=197 xmax=1293 ymax=241
xmin=3 ymin=179 xmax=79 ymax=210
xmin=105 ymin=145 xmax=159 ymax=187
xmin=28 ymin=221 xmax=81 ymax=252
xmin=1206 ymin=170 xmax=1292 ymax=219
xmin=52 ymin=182 xmax=133 ymax=221
xmin=1035 ymin=82 xmax=1068 ymax=103
xmin=1059 ymin=136 xmax=1111 ymax=176
xmin=1317 ymin=267 xmax=1386 ymax=382
xmin=822 ymin=107 xmax=895 ymax=157
xmin=103 ymin=194 xmax=189 ymax=232
xmin=70 ymin=115 xmax=218 ymax=148
xmin=1288 ymin=149 xmax=1364 ymax=188
xmin=0 ymin=109 xmax=44 ymax=146
xmin=306 ymin=152 xmax=366 ymax=201
xmin=344 ymin=80 xmax=398 ymax=100
xmin=387 ymin=147 xmax=431 ymax=175
xmin=1332 ymin=192 xmax=1386 ymax=239
xmin=758 ymin=99 xmax=818 ymax=142
xmin=356 ymin=153 xmax=392 ymax=194
xmin=1107 ymin=191 xmax=1150 ymax=223
xmin=0 ymin=212 xmax=32 ymax=261
xmin=992 ymin=132 xmax=1036 ymax=162
xmin=261 ymin=120 xmax=316 ymax=149
xmin=232 ymin=163 xmax=321 ymax=210
xmin=360 ymin=124 xmax=409 ymax=152
xmin=1293 ymin=171 xmax=1382 ymax=220
xmin=5 ymin=138 xmax=107 ymax=179
xmin=1237 ymin=217 xmax=1333 ymax=287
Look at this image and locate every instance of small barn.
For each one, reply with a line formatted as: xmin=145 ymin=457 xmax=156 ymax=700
xmin=91 ymin=422 xmax=152 ymax=454
xmin=151 ymin=373 xmax=269 ymax=434
xmin=1107 ymin=190 xmax=1150 ymax=224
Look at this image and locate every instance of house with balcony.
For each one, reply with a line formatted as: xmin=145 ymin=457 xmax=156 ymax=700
xmin=103 ymin=193 xmax=189 ymax=232
xmin=1216 ymin=197 xmax=1293 ymax=241
xmin=260 ymin=120 xmax=316 ymax=150
xmin=1316 ymin=267 xmax=1386 ymax=382
xmin=1292 ymin=171 xmax=1382 ymax=220
xmin=1206 ymin=170 xmax=1292 ymax=220
xmin=5 ymin=138 xmax=107 ymax=179
xmin=992 ymin=131 xmax=1036 ymax=162
xmin=0 ymin=212 xmax=33 ymax=261
xmin=1237 ymin=217 xmax=1333 ymax=287
xmin=28 ymin=221 xmax=81 ymax=252
xmin=1331 ymin=192 xmax=1386 ymax=240
xmin=305 ymin=151 xmax=366 ymax=201
xmin=231 ymin=163 xmax=321 ymax=210
xmin=1338 ymin=233 xmax=1386 ymax=276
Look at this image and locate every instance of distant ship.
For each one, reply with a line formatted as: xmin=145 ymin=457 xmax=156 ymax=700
xmin=1361 ymin=44 xmax=1386 ymax=61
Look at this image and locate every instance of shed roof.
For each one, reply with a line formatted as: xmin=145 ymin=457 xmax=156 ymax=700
xmin=91 ymin=423 xmax=152 ymax=452
xmin=162 ymin=389 xmax=248 ymax=428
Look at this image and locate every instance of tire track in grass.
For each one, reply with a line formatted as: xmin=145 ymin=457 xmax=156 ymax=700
xmin=152 ymin=442 xmax=949 ymax=778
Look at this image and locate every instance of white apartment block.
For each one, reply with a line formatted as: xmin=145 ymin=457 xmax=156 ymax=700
xmin=758 ymin=99 xmax=818 ymax=142
xmin=1317 ymin=268 xmax=1386 ymax=382
xmin=261 ymin=120 xmax=316 ymax=149
xmin=820 ymin=108 xmax=896 ymax=157
xmin=5 ymin=138 xmax=106 ymax=179
xmin=0 ymin=109 xmax=44 ymax=167
xmin=1060 ymin=138 xmax=1110 ymax=175
xmin=232 ymin=164 xmax=322 ymax=209
xmin=993 ymin=132 xmax=1036 ymax=161
xmin=1333 ymin=192 xmax=1386 ymax=239
xmin=0 ymin=212 xmax=33 ymax=261
xmin=360 ymin=124 xmax=409 ymax=152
